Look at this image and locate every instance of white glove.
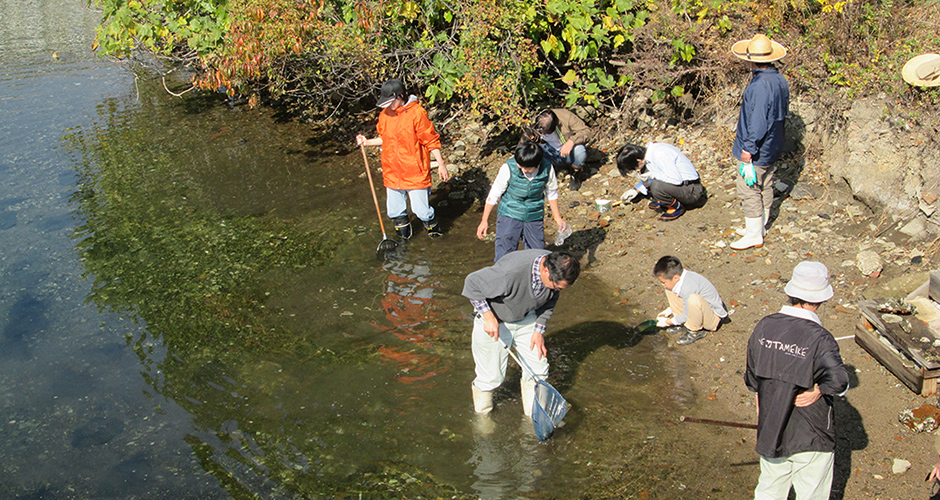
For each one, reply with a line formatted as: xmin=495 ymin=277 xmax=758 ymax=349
xmin=656 ymin=317 xmax=670 ymax=328
xmin=636 ymin=171 xmax=654 ymax=183
xmin=621 ymin=188 xmax=639 ymax=202
xmin=657 ymin=307 xmax=673 ymax=319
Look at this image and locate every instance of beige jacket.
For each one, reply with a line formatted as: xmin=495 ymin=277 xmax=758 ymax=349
xmin=550 ymin=108 xmax=593 ymax=146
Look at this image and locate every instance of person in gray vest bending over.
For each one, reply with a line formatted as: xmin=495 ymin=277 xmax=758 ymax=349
xmin=463 ymin=250 xmax=579 ymax=416
xmin=745 ymin=261 xmax=849 ymax=500
xmin=476 ymin=141 xmax=568 ymax=263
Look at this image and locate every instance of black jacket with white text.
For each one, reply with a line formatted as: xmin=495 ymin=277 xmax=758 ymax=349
xmin=745 ymin=311 xmax=849 ymax=458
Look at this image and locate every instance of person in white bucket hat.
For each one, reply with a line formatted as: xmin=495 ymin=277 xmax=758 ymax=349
xmin=729 ymin=34 xmax=790 ymax=251
xmin=745 ymin=261 xmax=849 ymax=500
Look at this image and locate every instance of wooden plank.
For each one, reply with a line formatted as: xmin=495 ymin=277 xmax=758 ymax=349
xmin=855 ymin=321 xmax=923 ymax=394
xmin=931 ymin=271 xmax=940 ymax=303
xmin=923 ymin=377 xmax=938 ymax=397
xmin=906 ymin=313 xmax=940 ymax=370
xmin=858 ymin=300 xmax=940 ymax=370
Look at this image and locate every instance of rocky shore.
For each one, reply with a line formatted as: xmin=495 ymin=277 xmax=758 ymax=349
xmin=439 ymin=99 xmax=940 ymax=498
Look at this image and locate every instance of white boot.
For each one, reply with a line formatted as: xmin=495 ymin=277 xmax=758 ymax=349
xmin=472 ymin=413 xmax=496 ymax=435
xmin=736 ymin=209 xmax=771 ymax=237
xmin=731 ymin=217 xmax=764 ymax=250
xmin=472 ymin=384 xmax=493 ymax=414
xmin=521 ymin=379 xmax=537 ymax=417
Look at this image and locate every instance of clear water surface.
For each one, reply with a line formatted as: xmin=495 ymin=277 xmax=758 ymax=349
xmin=0 ymin=1 xmax=709 ymax=498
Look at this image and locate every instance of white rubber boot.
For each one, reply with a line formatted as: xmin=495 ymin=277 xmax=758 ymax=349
xmin=521 ymin=379 xmax=537 ymax=417
xmin=472 ymin=384 xmax=493 ymax=414
xmin=731 ymin=217 xmax=764 ymax=250
xmin=736 ymin=209 xmax=770 ymax=237
xmin=472 ymin=413 xmax=496 ymax=435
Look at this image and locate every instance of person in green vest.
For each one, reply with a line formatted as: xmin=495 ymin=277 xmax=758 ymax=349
xmin=476 ymin=141 xmax=567 ymax=263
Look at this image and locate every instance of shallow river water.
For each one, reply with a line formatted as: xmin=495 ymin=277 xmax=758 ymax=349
xmin=0 ymin=1 xmax=712 ymax=499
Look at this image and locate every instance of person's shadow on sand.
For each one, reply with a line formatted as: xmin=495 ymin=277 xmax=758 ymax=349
xmin=830 ymin=364 xmax=867 ymax=500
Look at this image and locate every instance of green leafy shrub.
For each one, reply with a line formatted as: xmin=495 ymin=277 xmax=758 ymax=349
xmin=88 ymin=0 xmax=939 ymax=124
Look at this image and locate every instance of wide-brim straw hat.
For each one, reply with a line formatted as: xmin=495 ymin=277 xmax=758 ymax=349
xmin=902 ymin=54 xmax=940 ymax=87
xmin=731 ymin=34 xmax=787 ymax=63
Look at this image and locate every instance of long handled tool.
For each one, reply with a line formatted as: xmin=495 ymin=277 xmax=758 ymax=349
xmin=359 ymin=144 xmax=399 ymax=254
xmin=680 ymin=416 xmax=757 ymax=430
xmin=502 ymin=341 xmax=569 ymax=441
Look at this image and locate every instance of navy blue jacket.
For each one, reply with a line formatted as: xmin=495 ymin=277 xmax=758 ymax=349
xmin=732 ymin=67 xmax=790 ymax=166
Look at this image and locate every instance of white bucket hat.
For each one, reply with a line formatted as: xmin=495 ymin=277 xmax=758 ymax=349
xmin=902 ymin=54 xmax=940 ymax=87
xmin=785 ymin=261 xmax=834 ymax=303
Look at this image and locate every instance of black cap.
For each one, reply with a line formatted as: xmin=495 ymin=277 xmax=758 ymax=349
xmin=377 ymin=79 xmax=405 ymax=108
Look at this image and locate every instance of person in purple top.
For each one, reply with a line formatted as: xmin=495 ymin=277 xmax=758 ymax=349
xmin=729 ymin=34 xmax=790 ymax=250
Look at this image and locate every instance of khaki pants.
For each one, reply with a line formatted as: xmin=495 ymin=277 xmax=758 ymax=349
xmin=736 ymin=164 xmax=775 ymax=218
xmin=666 ymin=291 xmax=721 ymax=332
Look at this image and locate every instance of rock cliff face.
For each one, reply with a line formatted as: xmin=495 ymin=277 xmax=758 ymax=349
xmin=810 ymin=98 xmax=939 ymax=239
xmin=630 ymin=90 xmax=937 ymax=242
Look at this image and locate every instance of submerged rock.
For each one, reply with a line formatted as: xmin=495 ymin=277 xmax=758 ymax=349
xmin=71 ymin=415 xmax=125 ymax=448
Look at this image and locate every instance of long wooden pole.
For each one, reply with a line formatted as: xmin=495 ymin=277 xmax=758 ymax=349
xmin=360 ymin=144 xmax=389 ymax=238
xmin=680 ymin=416 xmax=757 ymax=430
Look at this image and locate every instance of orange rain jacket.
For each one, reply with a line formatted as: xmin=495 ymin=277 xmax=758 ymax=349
xmin=376 ymin=99 xmax=442 ymax=190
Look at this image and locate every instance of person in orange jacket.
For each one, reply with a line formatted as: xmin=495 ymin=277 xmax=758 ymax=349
xmin=356 ymin=79 xmax=451 ymax=238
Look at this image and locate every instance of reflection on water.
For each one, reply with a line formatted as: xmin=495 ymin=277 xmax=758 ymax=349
xmin=1 ymin=1 xmax=719 ymax=498
xmin=468 ymin=412 xmax=557 ymax=499
xmin=67 ymin=97 xmax=339 ymax=356
xmin=376 ymin=258 xmax=450 ymax=386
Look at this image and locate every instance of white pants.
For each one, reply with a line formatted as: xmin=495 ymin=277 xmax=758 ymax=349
xmin=471 ymin=312 xmax=548 ymax=391
xmin=386 ymin=187 xmax=434 ymax=222
xmin=755 ymin=451 xmax=834 ymax=500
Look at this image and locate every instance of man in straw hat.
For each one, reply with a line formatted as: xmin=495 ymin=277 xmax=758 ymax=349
xmin=902 ymin=53 xmax=940 ymax=87
xmin=729 ymin=34 xmax=790 ymax=250
xmin=745 ymin=261 xmax=849 ymax=500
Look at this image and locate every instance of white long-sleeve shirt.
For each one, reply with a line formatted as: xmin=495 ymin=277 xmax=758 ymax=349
xmin=485 ymin=162 xmax=559 ymax=205
xmin=634 ymin=142 xmax=699 ymax=195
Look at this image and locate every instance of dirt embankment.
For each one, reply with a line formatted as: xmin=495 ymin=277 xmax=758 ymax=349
xmin=440 ymin=96 xmax=940 ymax=498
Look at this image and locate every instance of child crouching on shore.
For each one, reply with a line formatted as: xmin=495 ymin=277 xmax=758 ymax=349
xmin=653 ymin=255 xmax=728 ymax=345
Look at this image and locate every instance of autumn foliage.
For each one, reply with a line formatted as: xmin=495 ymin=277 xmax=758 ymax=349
xmin=89 ymin=0 xmax=939 ymax=124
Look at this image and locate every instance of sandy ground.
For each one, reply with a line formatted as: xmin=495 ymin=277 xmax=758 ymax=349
xmin=457 ymin=121 xmax=939 ymax=499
